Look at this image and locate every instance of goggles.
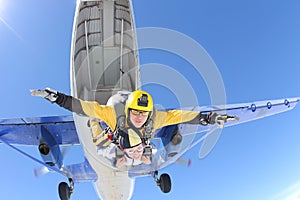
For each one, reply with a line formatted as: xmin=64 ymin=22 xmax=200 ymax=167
xmin=126 ymin=145 xmax=144 ymax=155
xmin=130 ymin=109 xmax=150 ymax=116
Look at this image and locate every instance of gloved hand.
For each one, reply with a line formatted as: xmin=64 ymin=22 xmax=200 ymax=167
xmin=30 ymin=88 xmax=58 ymax=102
xmin=200 ymin=112 xmax=239 ymax=128
xmin=209 ymin=113 xmax=225 ymax=128
xmin=200 ymin=112 xmax=225 ymax=128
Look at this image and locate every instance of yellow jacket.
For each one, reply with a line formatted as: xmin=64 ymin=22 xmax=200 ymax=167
xmin=79 ymin=100 xmax=201 ymax=131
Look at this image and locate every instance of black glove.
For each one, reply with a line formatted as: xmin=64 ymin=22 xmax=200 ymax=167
xmin=200 ymin=112 xmax=225 ymax=128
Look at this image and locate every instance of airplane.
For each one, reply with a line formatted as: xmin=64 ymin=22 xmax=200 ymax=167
xmin=0 ymin=0 xmax=299 ymax=200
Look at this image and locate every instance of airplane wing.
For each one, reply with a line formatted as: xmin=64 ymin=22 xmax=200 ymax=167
xmin=0 ymin=115 xmax=98 ymax=183
xmin=150 ymin=97 xmax=299 ymax=170
xmin=0 ymin=115 xmax=79 ymax=145
xmin=179 ymin=97 xmax=299 ymax=135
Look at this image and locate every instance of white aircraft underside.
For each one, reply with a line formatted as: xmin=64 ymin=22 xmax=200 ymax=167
xmin=70 ymin=0 xmax=139 ymax=199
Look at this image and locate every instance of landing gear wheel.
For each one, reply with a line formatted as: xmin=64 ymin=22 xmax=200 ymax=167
xmin=58 ymin=182 xmax=71 ymax=200
xmin=158 ymin=173 xmax=171 ymax=193
xmin=58 ymin=179 xmax=74 ymax=200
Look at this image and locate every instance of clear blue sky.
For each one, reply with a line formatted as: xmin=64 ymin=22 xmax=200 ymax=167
xmin=0 ymin=0 xmax=300 ymax=200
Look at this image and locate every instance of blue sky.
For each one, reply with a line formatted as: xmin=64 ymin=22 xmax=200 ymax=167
xmin=0 ymin=0 xmax=300 ymax=200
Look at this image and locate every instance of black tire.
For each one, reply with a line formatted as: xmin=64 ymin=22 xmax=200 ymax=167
xmin=58 ymin=182 xmax=71 ymax=200
xmin=159 ymin=173 xmax=172 ymax=193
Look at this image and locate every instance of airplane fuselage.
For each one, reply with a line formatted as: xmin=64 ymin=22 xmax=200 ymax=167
xmin=70 ymin=0 xmax=140 ymax=199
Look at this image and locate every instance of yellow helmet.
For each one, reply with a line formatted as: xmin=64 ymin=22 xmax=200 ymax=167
xmin=125 ymin=90 xmax=153 ymax=113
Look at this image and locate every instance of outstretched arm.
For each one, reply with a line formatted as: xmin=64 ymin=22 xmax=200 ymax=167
xmin=30 ymin=88 xmax=85 ymax=115
xmin=154 ymin=109 xmax=221 ymax=129
xmin=30 ymin=88 xmax=117 ymax=129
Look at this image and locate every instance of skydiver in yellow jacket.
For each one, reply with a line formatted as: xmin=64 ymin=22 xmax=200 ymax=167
xmin=30 ymin=88 xmax=220 ymax=148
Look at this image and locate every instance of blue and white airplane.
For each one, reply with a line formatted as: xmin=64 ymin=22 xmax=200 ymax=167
xmin=0 ymin=0 xmax=299 ymax=200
